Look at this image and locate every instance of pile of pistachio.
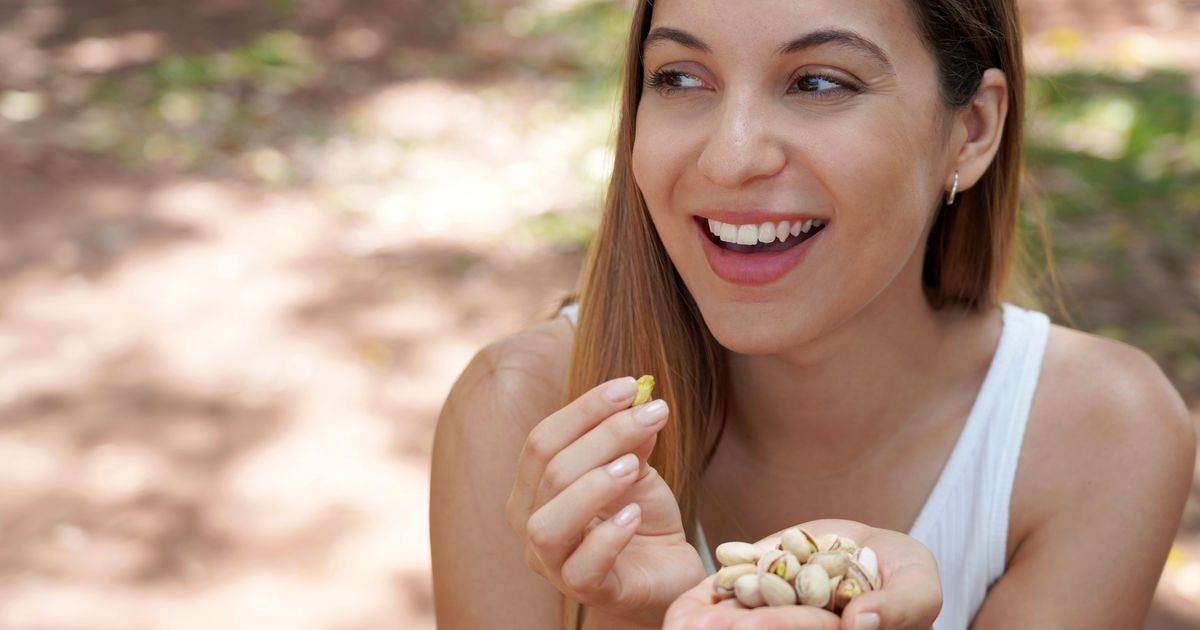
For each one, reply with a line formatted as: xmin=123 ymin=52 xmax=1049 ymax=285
xmin=711 ymin=527 xmax=880 ymax=614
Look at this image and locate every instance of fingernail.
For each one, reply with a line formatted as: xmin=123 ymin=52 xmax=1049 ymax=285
xmin=632 ymin=399 xmax=668 ymax=426
xmin=854 ymin=612 xmax=881 ymax=630
xmin=603 ymin=377 xmax=638 ymax=402
xmin=606 ymin=453 xmax=638 ymax=477
xmin=613 ymin=503 xmax=640 ymax=526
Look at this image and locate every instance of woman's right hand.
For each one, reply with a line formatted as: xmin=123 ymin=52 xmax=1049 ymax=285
xmin=506 ymin=376 xmax=708 ymax=628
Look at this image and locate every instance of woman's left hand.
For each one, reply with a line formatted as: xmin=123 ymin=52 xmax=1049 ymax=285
xmin=663 ymin=519 xmax=942 ymax=630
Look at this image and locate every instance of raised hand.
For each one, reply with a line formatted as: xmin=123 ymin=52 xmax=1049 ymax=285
xmin=506 ymin=376 xmax=708 ymax=628
xmin=664 ymin=519 xmax=942 ymax=630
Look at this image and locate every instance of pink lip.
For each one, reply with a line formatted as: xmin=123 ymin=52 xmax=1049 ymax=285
xmin=695 ymin=217 xmax=826 ymax=286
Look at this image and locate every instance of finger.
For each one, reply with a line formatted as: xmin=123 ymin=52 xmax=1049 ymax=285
xmin=535 ymin=398 xmax=669 ymax=506
xmin=838 ymin=553 xmax=942 ymax=630
xmin=557 ymin=502 xmax=641 ymax=603
xmin=506 ymin=376 xmax=638 ymax=532
xmin=526 ymin=453 xmax=642 ymax=572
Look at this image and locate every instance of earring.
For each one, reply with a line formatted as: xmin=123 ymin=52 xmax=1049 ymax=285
xmin=946 ymin=171 xmax=959 ymax=205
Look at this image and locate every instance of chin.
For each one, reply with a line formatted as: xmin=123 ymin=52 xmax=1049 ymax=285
xmin=699 ymin=303 xmax=819 ymax=356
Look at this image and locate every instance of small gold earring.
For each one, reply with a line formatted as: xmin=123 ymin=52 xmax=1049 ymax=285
xmin=946 ymin=171 xmax=959 ymax=205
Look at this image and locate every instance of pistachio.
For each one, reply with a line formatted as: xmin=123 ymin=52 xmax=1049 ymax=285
xmin=832 ymin=572 xmax=864 ymax=612
xmin=632 ymin=375 xmax=655 ymax=406
xmin=759 ymin=572 xmax=798 ymax=607
xmin=809 ymin=550 xmax=851 ymax=578
xmin=857 ymin=546 xmax=880 ymax=589
xmin=715 ymin=541 xmax=761 ymax=567
xmin=733 ymin=573 xmax=765 ymax=608
xmin=780 ymin=527 xmax=819 ymax=562
xmin=815 ymin=533 xmax=840 ymax=552
xmin=844 ymin=561 xmax=875 ymax=594
xmin=794 ymin=563 xmax=831 ymax=608
xmin=825 ymin=575 xmax=843 ymax=612
xmin=713 ymin=563 xmax=757 ymax=599
xmin=835 ymin=536 xmax=859 ymax=557
xmin=757 ymin=549 xmax=801 ymax=582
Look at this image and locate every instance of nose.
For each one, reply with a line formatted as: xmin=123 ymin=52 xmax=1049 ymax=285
xmin=696 ymin=93 xmax=787 ymax=188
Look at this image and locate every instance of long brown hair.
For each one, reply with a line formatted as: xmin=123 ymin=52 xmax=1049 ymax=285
xmin=561 ymin=1 xmax=1063 ymax=626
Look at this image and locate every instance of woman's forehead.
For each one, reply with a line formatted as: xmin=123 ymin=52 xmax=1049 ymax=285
xmin=644 ymin=0 xmax=920 ymax=61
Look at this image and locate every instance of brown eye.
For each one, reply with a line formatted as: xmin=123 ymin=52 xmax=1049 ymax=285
xmin=791 ymin=73 xmax=860 ymax=99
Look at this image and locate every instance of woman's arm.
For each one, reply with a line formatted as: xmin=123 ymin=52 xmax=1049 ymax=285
xmin=430 ymin=323 xmax=572 ymax=629
xmin=972 ymin=340 xmax=1195 ymax=629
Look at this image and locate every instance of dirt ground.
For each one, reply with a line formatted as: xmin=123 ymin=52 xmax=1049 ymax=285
xmin=0 ymin=0 xmax=1197 ymax=628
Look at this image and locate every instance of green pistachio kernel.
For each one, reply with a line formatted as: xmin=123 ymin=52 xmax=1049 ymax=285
xmin=633 ymin=375 xmax=655 ymax=406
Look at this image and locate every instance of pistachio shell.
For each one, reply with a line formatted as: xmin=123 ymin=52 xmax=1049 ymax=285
xmin=713 ymin=563 xmax=757 ymax=598
xmin=844 ymin=561 xmax=874 ymax=594
xmin=715 ymin=541 xmax=761 ymax=567
xmin=825 ymin=575 xmax=843 ymax=612
xmin=757 ymin=548 xmax=801 ymax=581
xmin=794 ymin=563 xmax=831 ymax=608
xmin=733 ymin=573 xmax=765 ymax=608
xmin=632 ymin=375 xmax=655 ymax=406
xmin=780 ymin=527 xmax=819 ymax=562
xmin=809 ymin=551 xmax=851 ymax=578
xmin=835 ymin=536 xmax=859 ymax=556
xmin=857 ymin=546 xmax=879 ymax=589
xmin=832 ymin=572 xmax=864 ymax=612
xmin=815 ymin=533 xmax=839 ymax=552
xmin=759 ymin=572 xmax=798 ymax=607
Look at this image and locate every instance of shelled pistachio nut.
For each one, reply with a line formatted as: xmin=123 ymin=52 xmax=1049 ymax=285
xmin=715 ymin=541 xmax=761 ymax=567
xmin=632 ymin=375 xmax=655 ymax=406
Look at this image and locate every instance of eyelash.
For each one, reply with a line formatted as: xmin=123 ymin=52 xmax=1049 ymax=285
xmin=644 ymin=69 xmax=861 ymax=100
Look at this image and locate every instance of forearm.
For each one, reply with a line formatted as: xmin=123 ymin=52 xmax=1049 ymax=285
xmin=581 ymin=606 xmax=664 ymax=630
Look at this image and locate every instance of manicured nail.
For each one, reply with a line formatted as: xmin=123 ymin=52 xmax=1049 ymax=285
xmin=603 ymin=377 xmax=638 ymax=402
xmin=613 ymin=503 xmax=640 ymax=526
xmin=854 ymin=612 xmax=881 ymax=630
xmin=606 ymin=453 xmax=638 ymax=477
xmin=632 ymin=399 xmax=667 ymax=426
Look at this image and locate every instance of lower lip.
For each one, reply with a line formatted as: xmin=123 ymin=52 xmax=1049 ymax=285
xmin=696 ymin=219 xmax=826 ymax=286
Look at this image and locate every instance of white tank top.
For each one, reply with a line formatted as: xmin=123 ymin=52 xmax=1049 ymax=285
xmin=556 ymin=301 xmax=1051 ymax=630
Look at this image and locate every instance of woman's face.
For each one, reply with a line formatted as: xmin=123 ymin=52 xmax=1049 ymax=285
xmin=631 ymin=0 xmax=956 ymax=354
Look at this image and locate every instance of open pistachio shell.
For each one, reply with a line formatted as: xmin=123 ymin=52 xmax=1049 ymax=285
xmin=780 ymin=527 xmax=819 ymax=562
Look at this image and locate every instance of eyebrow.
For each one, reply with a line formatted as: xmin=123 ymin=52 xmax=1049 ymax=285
xmin=643 ymin=26 xmax=895 ymax=75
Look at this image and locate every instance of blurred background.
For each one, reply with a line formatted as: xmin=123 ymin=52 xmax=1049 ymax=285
xmin=0 ymin=0 xmax=1196 ymax=628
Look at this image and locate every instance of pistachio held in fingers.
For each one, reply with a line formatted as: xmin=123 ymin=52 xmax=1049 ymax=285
xmin=632 ymin=375 xmax=655 ymax=406
xmin=759 ymin=572 xmax=798 ymax=606
xmin=733 ymin=573 xmax=765 ymax=608
xmin=715 ymin=541 xmax=760 ymax=567
xmin=832 ymin=572 xmax=864 ymax=612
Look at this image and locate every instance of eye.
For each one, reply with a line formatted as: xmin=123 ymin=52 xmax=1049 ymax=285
xmin=790 ymin=72 xmax=860 ymax=99
xmin=644 ymin=69 xmax=707 ymax=96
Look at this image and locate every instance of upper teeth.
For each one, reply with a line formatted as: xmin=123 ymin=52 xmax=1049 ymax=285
xmin=707 ymin=218 xmax=826 ymax=244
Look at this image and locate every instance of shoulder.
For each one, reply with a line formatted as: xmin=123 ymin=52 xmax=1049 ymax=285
xmin=1017 ymin=321 xmax=1195 ymax=513
xmin=972 ymin=324 xmax=1195 ymax=627
xmin=438 ymin=314 xmax=576 ymax=453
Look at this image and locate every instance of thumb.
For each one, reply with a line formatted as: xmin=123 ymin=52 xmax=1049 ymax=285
xmin=838 ymin=559 xmax=942 ymax=630
xmin=633 ymin=433 xmax=657 ymax=476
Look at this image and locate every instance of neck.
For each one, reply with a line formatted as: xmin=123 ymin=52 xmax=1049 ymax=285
xmin=721 ymin=278 xmax=998 ymax=473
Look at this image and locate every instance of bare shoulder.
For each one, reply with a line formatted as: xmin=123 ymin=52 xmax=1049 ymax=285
xmin=1015 ymin=323 xmax=1194 ymax=530
xmin=973 ymin=324 xmax=1196 ymax=628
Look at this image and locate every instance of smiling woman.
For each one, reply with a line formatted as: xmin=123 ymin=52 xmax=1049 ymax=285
xmin=430 ymin=1 xmax=1196 ymax=630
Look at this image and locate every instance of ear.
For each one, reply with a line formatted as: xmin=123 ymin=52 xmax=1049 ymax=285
xmin=945 ymin=68 xmax=1008 ymax=197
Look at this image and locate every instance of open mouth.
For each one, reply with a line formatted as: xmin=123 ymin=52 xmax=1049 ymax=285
xmin=696 ymin=216 xmax=825 ymax=253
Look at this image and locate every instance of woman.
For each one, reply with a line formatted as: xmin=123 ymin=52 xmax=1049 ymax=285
xmin=430 ymin=0 xmax=1195 ymax=628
